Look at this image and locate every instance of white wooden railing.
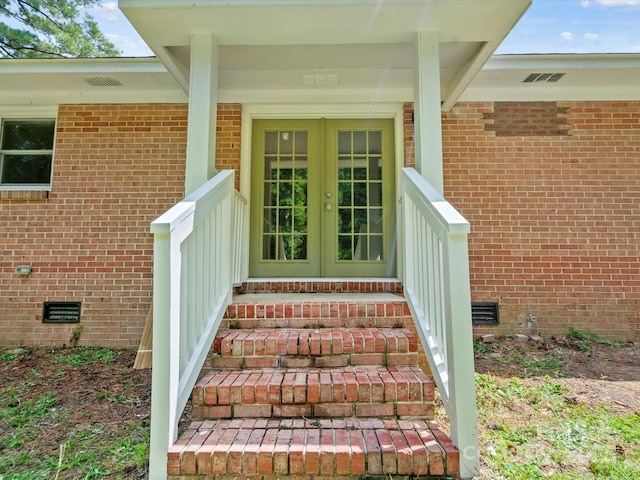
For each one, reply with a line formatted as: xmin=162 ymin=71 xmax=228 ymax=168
xmin=148 ymin=170 xmax=246 ymax=480
xmin=401 ymin=167 xmax=479 ymax=479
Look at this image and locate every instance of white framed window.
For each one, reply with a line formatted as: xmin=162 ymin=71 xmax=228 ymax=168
xmin=0 ymin=118 xmax=56 ymax=190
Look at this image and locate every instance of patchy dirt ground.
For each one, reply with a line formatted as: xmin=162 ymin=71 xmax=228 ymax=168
xmin=473 ymin=336 xmax=640 ymax=416
xmin=0 ymin=347 xmax=151 ymax=479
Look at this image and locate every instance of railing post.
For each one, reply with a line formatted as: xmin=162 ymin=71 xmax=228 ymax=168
xmin=445 ymin=233 xmax=480 ymax=478
xmin=148 ymin=231 xmax=171 ymax=480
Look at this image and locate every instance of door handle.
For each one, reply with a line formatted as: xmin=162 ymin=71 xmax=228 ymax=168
xmin=325 ymin=192 xmax=333 ymax=210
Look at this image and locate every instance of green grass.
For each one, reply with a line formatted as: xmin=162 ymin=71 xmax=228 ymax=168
xmin=476 ymin=373 xmax=640 ymax=479
xmin=52 ymin=346 xmax=117 ymax=366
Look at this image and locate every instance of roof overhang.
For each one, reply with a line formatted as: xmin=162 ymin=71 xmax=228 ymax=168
xmin=462 ymin=53 xmax=640 ymax=102
xmin=0 ymin=58 xmax=186 ymax=106
xmin=119 ymin=0 xmax=531 ymax=109
xmin=2 ymin=53 xmax=640 ymax=108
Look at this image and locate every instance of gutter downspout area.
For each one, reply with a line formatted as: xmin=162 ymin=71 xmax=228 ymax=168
xmin=185 ymin=34 xmax=219 ymax=196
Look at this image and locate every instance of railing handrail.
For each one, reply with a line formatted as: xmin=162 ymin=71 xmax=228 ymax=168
xmin=148 ymin=170 xmax=246 ymax=480
xmin=401 ymin=167 xmax=479 ymax=479
xmin=401 ymin=168 xmax=469 ymax=236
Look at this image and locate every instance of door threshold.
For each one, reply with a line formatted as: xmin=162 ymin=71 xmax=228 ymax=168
xmin=245 ymin=277 xmax=401 ymax=282
xmin=236 ymin=278 xmax=404 ymax=295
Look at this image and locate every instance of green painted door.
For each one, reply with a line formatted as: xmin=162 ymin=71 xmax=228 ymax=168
xmin=250 ymin=118 xmax=395 ymax=277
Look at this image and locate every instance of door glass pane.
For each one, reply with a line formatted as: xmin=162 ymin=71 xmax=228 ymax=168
xmin=334 ymin=129 xmax=385 ymax=262
xmin=261 ymin=130 xmax=308 ymax=261
xmin=368 ymin=183 xmax=382 ymax=207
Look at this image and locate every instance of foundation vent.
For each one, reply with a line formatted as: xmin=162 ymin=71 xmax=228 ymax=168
xmin=42 ymin=301 xmax=81 ymax=324
xmin=472 ymin=302 xmax=499 ymax=325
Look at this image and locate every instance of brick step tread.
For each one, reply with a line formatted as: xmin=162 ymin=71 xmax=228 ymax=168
xmin=214 ymin=328 xmax=418 ymax=357
xmin=225 ymin=293 xmax=411 ymax=325
xmin=168 ymin=418 xmax=459 ymax=478
xmin=195 ymin=366 xmax=433 ymax=406
xmin=193 ymin=366 xmax=435 ymax=419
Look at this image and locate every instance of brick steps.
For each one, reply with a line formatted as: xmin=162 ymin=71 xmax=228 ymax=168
xmin=168 ymin=418 xmax=459 ymax=478
xmin=210 ymin=327 xmax=419 ymax=369
xmin=169 ymin=283 xmax=458 ymax=479
xmin=192 ymin=365 xmax=435 ymax=420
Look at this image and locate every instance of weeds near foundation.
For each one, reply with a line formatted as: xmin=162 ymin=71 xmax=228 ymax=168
xmin=53 ymin=346 xmax=117 ymax=367
xmin=565 ymin=327 xmax=621 ymax=352
xmin=68 ymin=324 xmax=83 ymax=347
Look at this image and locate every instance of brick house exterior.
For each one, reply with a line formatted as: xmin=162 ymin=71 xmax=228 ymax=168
xmin=443 ymin=101 xmax=639 ymax=341
xmin=0 ymin=103 xmax=242 ymax=347
xmin=1 ymin=98 xmax=637 ymax=347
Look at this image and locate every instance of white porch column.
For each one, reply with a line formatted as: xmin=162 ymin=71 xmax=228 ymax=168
xmin=413 ymin=31 xmax=444 ymax=194
xmin=185 ymin=34 xmax=219 ymax=196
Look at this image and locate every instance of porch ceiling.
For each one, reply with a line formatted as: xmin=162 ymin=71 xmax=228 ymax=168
xmin=119 ymin=0 xmax=531 ymax=108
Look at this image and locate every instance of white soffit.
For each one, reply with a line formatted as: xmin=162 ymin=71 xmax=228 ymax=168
xmin=120 ymin=0 xmax=531 ymax=108
xmin=0 ymin=58 xmax=187 ymax=105
xmin=461 ymin=54 xmax=640 ymax=102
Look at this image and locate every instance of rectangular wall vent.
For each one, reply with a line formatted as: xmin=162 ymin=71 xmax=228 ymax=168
xmin=43 ymin=301 xmax=81 ymax=324
xmin=523 ymin=73 xmax=565 ymax=83
xmin=82 ymin=76 xmax=123 ymax=87
xmin=472 ymin=302 xmax=499 ymax=325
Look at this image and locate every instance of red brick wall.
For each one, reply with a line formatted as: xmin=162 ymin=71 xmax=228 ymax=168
xmin=438 ymin=101 xmax=640 ymax=341
xmin=403 ymin=103 xmax=415 ymax=169
xmin=216 ymin=104 xmax=242 ymax=190
xmin=0 ymin=103 xmax=244 ymax=347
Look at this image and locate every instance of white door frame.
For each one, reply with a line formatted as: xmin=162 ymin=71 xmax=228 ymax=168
xmin=240 ymin=103 xmax=405 ymax=279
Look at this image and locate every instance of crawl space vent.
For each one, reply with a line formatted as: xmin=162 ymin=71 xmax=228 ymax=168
xmin=42 ymin=301 xmax=81 ymax=324
xmin=82 ymin=76 xmax=123 ymax=87
xmin=523 ymin=73 xmax=565 ymax=83
xmin=471 ymin=302 xmax=499 ymax=325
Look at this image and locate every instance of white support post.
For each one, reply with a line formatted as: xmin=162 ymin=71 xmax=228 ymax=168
xmin=185 ymin=34 xmax=219 ymax=196
xmin=413 ymin=30 xmax=444 ymax=194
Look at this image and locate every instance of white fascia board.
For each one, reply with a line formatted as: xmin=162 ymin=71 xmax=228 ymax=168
xmin=0 ymin=91 xmax=188 ymax=106
xmin=121 ymin=0 xmax=442 ymax=7
xmin=485 ymin=53 xmax=640 ymax=71
xmin=0 ymin=57 xmax=166 ymax=75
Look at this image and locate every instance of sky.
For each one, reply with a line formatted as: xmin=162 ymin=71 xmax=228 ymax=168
xmin=88 ymin=0 xmax=640 ymax=57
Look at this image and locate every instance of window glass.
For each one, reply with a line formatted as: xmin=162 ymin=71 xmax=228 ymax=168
xmin=1 ymin=119 xmax=55 ymax=186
